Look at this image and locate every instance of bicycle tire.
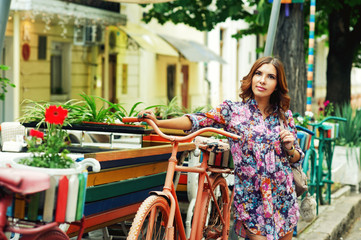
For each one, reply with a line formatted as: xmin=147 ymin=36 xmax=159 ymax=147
xmin=303 ymin=148 xmax=317 ymax=196
xmin=127 ymin=195 xmax=171 ymax=240
xmin=200 ymin=175 xmax=230 ymax=240
xmin=319 ymin=141 xmax=333 ymax=205
xmin=19 ymin=227 xmax=69 ymax=240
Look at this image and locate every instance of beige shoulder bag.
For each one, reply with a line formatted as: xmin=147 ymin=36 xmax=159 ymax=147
xmin=279 ymin=117 xmax=308 ymax=197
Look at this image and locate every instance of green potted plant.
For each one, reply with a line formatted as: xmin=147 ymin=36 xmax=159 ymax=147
xmin=19 ymin=105 xmax=73 ymax=169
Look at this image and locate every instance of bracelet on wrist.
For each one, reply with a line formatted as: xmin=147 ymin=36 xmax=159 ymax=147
xmin=285 ymin=145 xmax=295 ymax=155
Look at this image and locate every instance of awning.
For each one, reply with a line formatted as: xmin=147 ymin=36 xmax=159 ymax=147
xmin=118 ymin=23 xmax=178 ymax=57
xmin=11 ymin=0 xmax=127 ymax=26
xmin=160 ymin=34 xmax=227 ymax=64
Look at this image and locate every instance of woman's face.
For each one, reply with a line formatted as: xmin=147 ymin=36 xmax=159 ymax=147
xmin=251 ymin=63 xmax=278 ymax=103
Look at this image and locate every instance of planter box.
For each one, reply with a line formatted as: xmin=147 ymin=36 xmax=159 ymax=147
xmin=22 ymin=121 xmax=153 ymax=150
xmin=332 ymin=146 xmax=361 ymax=192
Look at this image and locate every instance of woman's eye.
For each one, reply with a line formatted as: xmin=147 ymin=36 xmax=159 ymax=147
xmin=268 ymin=75 xmax=276 ymax=80
xmin=255 ymin=71 xmax=261 ymax=76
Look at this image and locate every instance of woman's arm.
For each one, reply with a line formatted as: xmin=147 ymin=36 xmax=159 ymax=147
xmin=137 ymin=111 xmax=192 ymax=130
xmin=155 ymin=116 xmax=192 ymax=130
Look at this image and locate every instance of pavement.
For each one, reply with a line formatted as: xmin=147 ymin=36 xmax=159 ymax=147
xmin=71 ymin=185 xmax=361 ymax=240
xmin=294 ymin=185 xmax=361 ymax=240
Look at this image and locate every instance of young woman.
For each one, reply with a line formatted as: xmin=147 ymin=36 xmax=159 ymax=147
xmin=138 ymin=56 xmax=304 ymax=240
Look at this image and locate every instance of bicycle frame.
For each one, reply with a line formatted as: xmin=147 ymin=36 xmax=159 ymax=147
xmin=159 ymin=141 xmax=232 ymax=239
xmin=123 ymin=117 xmax=240 ymax=240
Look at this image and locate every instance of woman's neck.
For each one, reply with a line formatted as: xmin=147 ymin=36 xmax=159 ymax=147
xmin=255 ymin=98 xmax=270 ymax=112
xmin=255 ymin=97 xmax=271 ymax=118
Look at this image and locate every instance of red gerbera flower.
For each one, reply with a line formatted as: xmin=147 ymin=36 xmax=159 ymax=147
xmin=29 ymin=129 xmax=44 ymax=139
xmin=45 ymin=105 xmax=68 ymax=125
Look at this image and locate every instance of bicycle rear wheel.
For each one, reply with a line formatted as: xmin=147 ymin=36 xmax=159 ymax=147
xmin=20 ymin=227 xmax=69 ymax=240
xmin=302 ymin=148 xmax=317 ymax=195
xmin=127 ymin=195 xmax=171 ymax=240
xmin=200 ymin=175 xmax=230 ymax=240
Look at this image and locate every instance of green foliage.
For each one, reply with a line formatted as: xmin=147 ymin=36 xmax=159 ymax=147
xmin=20 ymin=126 xmax=73 ymax=169
xmin=19 ymin=99 xmax=85 ymax=126
xmin=316 ymin=100 xmax=334 ymax=121
xmin=334 ymin=103 xmax=361 ymax=147
xmin=294 ymin=111 xmax=314 ymax=128
xmin=103 ymin=100 xmax=162 ymax=122
xmin=0 ymin=65 xmax=15 ymax=101
xmin=142 ymin=0 xmax=361 ymax=71
xmin=154 ymin=97 xmax=185 ymax=119
xmin=19 ymin=93 xmax=162 ymax=125
xmin=70 ymin=93 xmax=114 ymax=123
xmin=141 ymin=0 xmax=250 ymax=31
xmin=20 ymin=106 xmax=74 ymax=169
xmin=153 ymin=96 xmax=211 ymax=119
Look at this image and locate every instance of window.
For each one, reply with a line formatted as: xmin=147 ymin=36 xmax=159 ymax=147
xmin=167 ymin=65 xmax=176 ymax=102
xmin=50 ymin=42 xmax=71 ymax=101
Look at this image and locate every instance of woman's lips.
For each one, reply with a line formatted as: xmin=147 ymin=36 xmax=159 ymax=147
xmin=256 ymin=86 xmax=266 ymax=91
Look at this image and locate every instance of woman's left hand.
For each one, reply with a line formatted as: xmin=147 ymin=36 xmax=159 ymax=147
xmin=280 ymin=129 xmax=295 ymax=150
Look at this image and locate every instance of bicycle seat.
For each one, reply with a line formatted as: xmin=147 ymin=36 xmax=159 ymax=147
xmin=0 ymin=167 xmax=50 ymax=195
xmin=194 ymin=136 xmax=230 ymax=153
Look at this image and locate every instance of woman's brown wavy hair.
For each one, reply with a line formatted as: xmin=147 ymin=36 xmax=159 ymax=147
xmin=239 ymin=56 xmax=291 ymax=115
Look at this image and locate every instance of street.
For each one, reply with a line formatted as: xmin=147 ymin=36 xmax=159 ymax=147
xmin=343 ymin=216 xmax=361 ymax=240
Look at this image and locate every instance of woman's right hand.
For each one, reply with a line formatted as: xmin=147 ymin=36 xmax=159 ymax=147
xmin=137 ymin=110 xmax=159 ymax=125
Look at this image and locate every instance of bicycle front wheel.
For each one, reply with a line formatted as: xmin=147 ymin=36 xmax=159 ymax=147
xmin=200 ymin=175 xmax=230 ymax=240
xmin=127 ymin=195 xmax=171 ymax=240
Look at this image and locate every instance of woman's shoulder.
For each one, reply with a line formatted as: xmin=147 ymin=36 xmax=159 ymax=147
xmin=221 ymin=99 xmax=246 ymax=108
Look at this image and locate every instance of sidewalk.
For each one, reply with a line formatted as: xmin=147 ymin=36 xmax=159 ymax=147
xmin=73 ymin=185 xmax=361 ymax=240
xmin=295 ymin=185 xmax=361 ymax=240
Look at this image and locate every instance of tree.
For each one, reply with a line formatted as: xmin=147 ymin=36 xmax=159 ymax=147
xmin=317 ymin=0 xmax=361 ymax=106
xmin=141 ymin=0 xmax=307 ymax=113
xmin=142 ymin=0 xmax=361 ymax=109
xmin=273 ymin=4 xmax=306 ymax=114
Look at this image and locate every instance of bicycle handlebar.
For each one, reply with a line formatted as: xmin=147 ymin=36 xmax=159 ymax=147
xmin=122 ymin=117 xmax=241 ymax=142
xmin=296 ymin=125 xmax=315 ymax=136
xmin=307 ymin=116 xmax=347 ymax=126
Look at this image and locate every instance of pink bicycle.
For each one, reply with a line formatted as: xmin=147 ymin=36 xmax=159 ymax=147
xmin=0 ymin=167 xmax=84 ymax=240
xmin=123 ymin=117 xmax=240 ymax=240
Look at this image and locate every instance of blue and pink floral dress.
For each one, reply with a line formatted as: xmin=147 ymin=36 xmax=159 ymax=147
xmin=186 ymin=98 xmax=304 ymax=240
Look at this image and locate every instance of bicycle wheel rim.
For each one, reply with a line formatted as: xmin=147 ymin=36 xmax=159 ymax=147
xmin=127 ymin=195 xmax=170 ymax=240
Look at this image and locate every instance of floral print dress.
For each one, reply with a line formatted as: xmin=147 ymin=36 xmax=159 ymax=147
xmin=185 ymin=98 xmax=304 ymax=240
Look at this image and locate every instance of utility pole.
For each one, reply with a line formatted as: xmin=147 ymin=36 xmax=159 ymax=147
xmin=264 ymin=0 xmax=281 ymax=56
xmin=0 ymin=0 xmax=11 ymax=65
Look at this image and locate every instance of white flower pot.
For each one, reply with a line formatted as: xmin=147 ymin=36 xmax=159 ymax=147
xmin=6 ymin=157 xmax=101 ymax=223
xmin=332 ymin=146 xmax=361 ymax=192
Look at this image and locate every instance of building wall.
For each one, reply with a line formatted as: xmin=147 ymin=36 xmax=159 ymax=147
xmin=6 ymin=17 xmax=92 ymax=104
xmin=207 ymin=19 xmax=257 ymax=107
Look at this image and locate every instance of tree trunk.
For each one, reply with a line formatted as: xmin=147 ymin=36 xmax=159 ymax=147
xmin=326 ymin=7 xmax=359 ymax=106
xmin=273 ymin=4 xmax=306 ymax=115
